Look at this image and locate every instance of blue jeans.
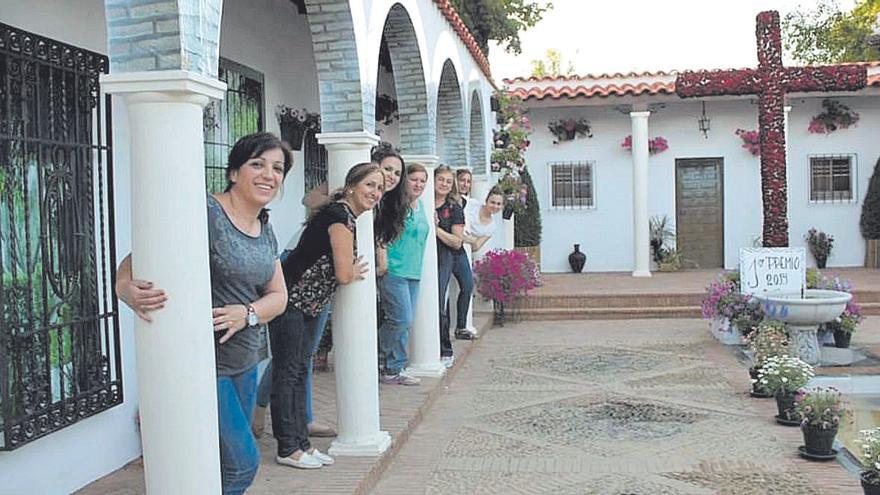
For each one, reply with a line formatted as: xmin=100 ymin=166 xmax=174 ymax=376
xmin=217 ymin=365 xmax=260 ymax=495
xmin=256 ymin=304 xmax=330 ymax=424
xmin=449 ymin=251 xmax=475 ymax=330
xmin=437 ymin=249 xmax=455 ymax=357
xmin=378 ymin=273 xmax=420 ymax=374
xmin=269 ymin=306 xmax=322 ymax=456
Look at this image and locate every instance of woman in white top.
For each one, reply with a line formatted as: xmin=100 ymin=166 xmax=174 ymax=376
xmin=463 ymin=186 xmax=505 ymax=254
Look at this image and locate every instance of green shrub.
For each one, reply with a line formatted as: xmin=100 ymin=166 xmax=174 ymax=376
xmin=514 ymin=169 xmax=541 ymax=247
xmin=862 ymin=156 xmax=880 ymax=239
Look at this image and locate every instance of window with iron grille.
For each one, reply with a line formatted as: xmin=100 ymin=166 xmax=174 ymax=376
xmin=0 ymin=22 xmax=122 ymax=450
xmin=809 ymin=155 xmax=855 ymax=203
xmin=550 ymin=161 xmax=595 ymax=208
xmin=203 ymin=58 xmax=265 ymax=193
xmin=302 ymin=127 xmax=327 ymax=191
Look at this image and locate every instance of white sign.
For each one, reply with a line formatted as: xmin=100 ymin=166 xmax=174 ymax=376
xmin=739 ymin=247 xmax=806 ymax=296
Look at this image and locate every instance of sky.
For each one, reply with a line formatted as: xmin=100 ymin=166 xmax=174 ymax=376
xmin=488 ymin=0 xmax=858 ymax=81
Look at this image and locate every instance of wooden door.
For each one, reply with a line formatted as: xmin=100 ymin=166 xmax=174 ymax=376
xmin=675 ymin=158 xmax=724 ymax=268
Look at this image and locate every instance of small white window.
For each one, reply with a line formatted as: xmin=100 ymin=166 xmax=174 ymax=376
xmin=809 ymin=154 xmax=856 ymax=203
xmin=549 ymin=161 xmax=594 ymax=208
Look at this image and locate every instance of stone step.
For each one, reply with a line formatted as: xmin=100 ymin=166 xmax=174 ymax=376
xmin=477 ymin=306 xmax=702 ymax=320
xmin=509 ymin=293 xmax=703 ymax=309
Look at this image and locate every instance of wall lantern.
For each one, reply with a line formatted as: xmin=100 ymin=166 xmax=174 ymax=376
xmin=698 ymin=101 xmax=711 ymax=138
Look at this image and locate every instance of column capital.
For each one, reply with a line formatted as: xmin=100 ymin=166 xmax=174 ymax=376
xmin=317 ymin=131 xmax=380 ymax=150
xmin=402 ymin=154 xmax=440 ymax=168
xmin=629 ymin=111 xmax=651 ymax=118
xmin=100 ymin=70 xmax=226 ymax=101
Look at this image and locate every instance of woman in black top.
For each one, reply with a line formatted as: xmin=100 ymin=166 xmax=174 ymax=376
xmin=270 ymin=162 xmax=384 ymax=470
xmin=433 ymin=165 xmax=469 ymax=365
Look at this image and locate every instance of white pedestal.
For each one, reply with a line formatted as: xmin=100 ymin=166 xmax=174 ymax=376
xmin=101 ymin=70 xmax=226 ymax=494
xmin=789 ymin=324 xmax=821 ymax=365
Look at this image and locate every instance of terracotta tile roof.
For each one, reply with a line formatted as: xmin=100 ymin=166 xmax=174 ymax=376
xmin=432 ymin=0 xmax=492 ymax=82
xmin=505 ymin=62 xmax=880 ymax=101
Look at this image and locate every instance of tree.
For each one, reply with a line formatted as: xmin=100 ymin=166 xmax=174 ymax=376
xmin=530 ymin=49 xmax=576 ymax=78
xmin=449 ymin=0 xmax=552 ymax=55
xmin=514 ymin=169 xmax=542 ymax=247
xmin=862 ymin=156 xmax=880 ymax=240
xmin=782 ymin=0 xmax=880 ymax=64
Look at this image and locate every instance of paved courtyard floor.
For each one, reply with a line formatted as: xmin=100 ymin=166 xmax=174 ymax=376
xmin=371 ymin=318 xmax=867 ymax=495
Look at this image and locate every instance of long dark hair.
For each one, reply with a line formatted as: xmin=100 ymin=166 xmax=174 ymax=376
xmin=225 ymin=132 xmax=293 ymax=223
xmin=372 ymin=142 xmax=408 ymax=245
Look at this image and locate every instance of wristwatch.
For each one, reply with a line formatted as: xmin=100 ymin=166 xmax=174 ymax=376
xmin=246 ymin=304 xmax=259 ymax=327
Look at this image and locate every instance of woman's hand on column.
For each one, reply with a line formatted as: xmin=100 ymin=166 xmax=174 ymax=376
xmin=213 ymin=304 xmax=248 ymax=344
xmin=117 ymin=278 xmax=168 ymax=322
xmin=352 ymin=255 xmax=369 ymax=282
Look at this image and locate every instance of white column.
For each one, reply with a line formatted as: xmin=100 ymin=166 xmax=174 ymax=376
xmin=100 ymin=70 xmax=226 ymax=494
xmin=503 ymin=215 xmax=515 ymax=250
xmin=630 ymin=111 xmax=652 ymax=278
xmin=784 ymin=105 xmax=793 ymax=231
xmin=403 ymin=154 xmax=446 ymax=377
xmin=317 ymin=131 xmax=391 ymax=456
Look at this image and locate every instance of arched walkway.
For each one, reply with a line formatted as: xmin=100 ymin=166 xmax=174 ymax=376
xmin=468 ymin=89 xmax=486 ymax=173
xmin=436 ymin=59 xmax=466 ymax=167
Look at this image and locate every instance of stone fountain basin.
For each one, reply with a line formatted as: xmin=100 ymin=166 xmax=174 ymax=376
xmin=755 ymin=289 xmax=852 ymax=325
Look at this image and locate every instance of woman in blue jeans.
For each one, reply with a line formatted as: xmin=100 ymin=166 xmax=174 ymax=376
xmin=378 ymin=163 xmax=430 ymax=385
xmin=116 ymin=132 xmax=291 ymax=494
xmin=433 ymin=165 xmax=468 ymax=366
xmin=270 ymin=162 xmax=384 ymax=469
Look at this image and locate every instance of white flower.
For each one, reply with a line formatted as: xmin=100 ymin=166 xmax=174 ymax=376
xmin=781 ymin=377 xmax=788 ymax=383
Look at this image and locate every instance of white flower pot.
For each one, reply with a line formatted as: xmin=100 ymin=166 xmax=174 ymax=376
xmin=709 ymin=317 xmax=745 ymax=345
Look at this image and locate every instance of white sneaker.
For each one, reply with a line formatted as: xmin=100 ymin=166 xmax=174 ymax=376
xmin=276 ymin=452 xmax=322 ymax=469
xmin=441 ymin=355 xmax=455 ymax=368
xmin=309 ymin=448 xmax=335 ymax=466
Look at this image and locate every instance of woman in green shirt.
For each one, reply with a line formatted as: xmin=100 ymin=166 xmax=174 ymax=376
xmin=378 ymin=163 xmax=430 ymax=385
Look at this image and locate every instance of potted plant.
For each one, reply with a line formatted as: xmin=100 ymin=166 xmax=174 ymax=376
xmin=808 ymin=99 xmax=860 ymax=134
xmin=805 ymin=228 xmax=834 ymax=269
xmin=548 ymin=118 xmax=592 ymax=144
xmin=858 ymin=427 xmax=880 ymax=494
xmin=649 ymin=215 xmax=675 ymax=266
xmin=823 ymin=300 xmax=863 ymax=348
xmin=862 ymin=157 xmax=880 ymax=268
xmin=793 ymin=387 xmax=846 ymax=460
xmin=473 ymin=249 xmax=541 ymax=327
xmin=756 ymin=355 xmax=814 ymax=426
xmin=276 ymin=105 xmax=320 ymax=150
xmin=375 ymin=93 xmax=399 ymax=125
xmin=701 ymin=273 xmax=743 ymax=345
xmin=745 ymin=320 xmax=789 ymax=398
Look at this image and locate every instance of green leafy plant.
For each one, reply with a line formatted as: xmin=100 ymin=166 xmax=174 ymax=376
xmin=649 ymin=215 xmax=675 ymax=263
xmin=756 ymin=355 xmax=815 ymax=396
xmin=862 ymin=156 xmax=880 ymax=240
xmin=514 ymin=169 xmax=541 ymax=247
xmin=805 ymin=228 xmax=834 ymax=266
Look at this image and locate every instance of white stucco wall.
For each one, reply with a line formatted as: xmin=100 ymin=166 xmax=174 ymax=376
xmin=524 ymin=96 xmax=879 ymax=273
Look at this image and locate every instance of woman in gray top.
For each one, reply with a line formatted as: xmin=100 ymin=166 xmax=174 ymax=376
xmin=116 ymin=132 xmax=291 ymax=495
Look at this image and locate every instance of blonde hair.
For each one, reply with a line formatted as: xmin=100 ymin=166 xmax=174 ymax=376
xmin=435 ymin=164 xmax=459 ymax=203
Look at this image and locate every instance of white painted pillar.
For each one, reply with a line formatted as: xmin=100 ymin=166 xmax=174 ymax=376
xmin=403 ymin=154 xmax=446 ymax=378
xmin=503 ymin=215 xmax=515 ymax=250
xmin=784 ymin=105 xmax=793 ymax=235
xmin=317 ymin=131 xmax=391 ymax=456
xmin=630 ymin=111 xmax=652 ymax=278
xmin=100 ymin=70 xmax=225 ymax=494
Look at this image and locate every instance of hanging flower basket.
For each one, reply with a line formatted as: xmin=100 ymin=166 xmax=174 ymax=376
xmin=621 ymin=135 xmax=668 ymax=155
xmin=548 ymin=118 xmax=592 ymax=144
xmin=276 ymin=105 xmax=320 ymax=150
xmin=809 ymin=99 xmax=860 ymax=134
